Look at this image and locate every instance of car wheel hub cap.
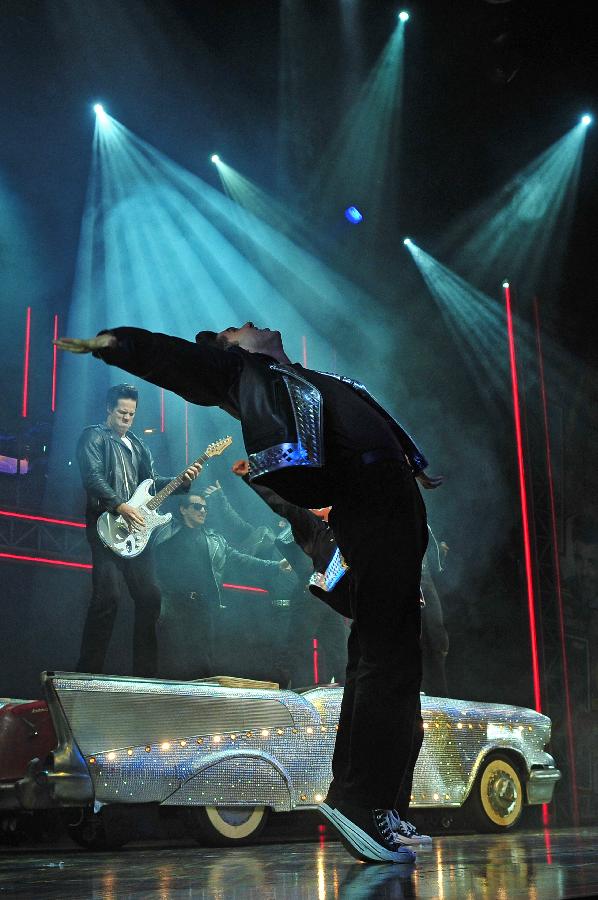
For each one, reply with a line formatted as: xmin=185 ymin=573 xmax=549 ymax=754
xmin=487 ymin=770 xmax=518 ymax=817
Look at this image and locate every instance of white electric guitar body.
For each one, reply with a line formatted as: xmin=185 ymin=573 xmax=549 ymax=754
xmin=96 ymin=437 xmax=232 ymax=559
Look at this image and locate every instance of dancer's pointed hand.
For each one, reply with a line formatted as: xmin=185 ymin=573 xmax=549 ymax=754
xmin=53 ymin=334 xmax=117 ymax=354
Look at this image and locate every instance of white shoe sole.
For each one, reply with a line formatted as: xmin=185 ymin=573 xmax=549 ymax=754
xmin=320 ymin=804 xmax=417 ymax=864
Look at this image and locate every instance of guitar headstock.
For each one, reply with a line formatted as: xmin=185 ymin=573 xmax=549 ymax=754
xmin=205 ymin=436 xmax=233 ymax=458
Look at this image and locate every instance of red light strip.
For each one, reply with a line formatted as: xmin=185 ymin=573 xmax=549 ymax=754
xmin=313 ymin=637 xmax=319 ymax=684
xmin=52 ymin=314 xmax=58 ymax=412
xmin=22 ymin=307 xmax=31 ymax=418
xmin=0 ymin=552 xmax=91 ymax=570
xmin=160 ymin=388 xmax=165 ymax=433
xmin=221 ymin=583 xmax=269 ymax=594
xmin=543 ymin=827 xmax=553 ymax=865
xmin=503 ymin=283 xmax=542 ymax=714
xmin=185 ymin=401 xmax=189 ymax=466
xmin=0 ymin=509 xmax=85 ymax=528
xmin=0 ymin=548 xmax=271 ymax=591
xmin=533 ymin=297 xmax=579 ymax=825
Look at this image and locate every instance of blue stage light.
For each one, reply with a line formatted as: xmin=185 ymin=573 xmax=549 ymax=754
xmin=403 ymin=237 xmax=412 ymax=246
xmin=398 ymin=10 xmax=410 ymax=22
xmin=211 ymin=154 xmax=221 ymax=164
xmin=344 ymin=206 xmax=363 ymax=224
xmin=93 ymin=104 xmax=111 ymax=128
xmin=581 ymin=114 xmax=593 ymax=127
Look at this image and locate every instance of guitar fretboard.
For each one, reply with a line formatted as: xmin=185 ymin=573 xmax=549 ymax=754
xmin=146 ymin=451 xmax=210 ymax=511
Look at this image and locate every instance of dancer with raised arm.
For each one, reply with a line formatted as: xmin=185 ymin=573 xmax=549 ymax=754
xmin=57 ymin=323 xmax=442 ymax=864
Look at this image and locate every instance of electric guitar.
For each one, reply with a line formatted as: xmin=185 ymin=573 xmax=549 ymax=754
xmin=97 ymin=436 xmax=233 ymax=558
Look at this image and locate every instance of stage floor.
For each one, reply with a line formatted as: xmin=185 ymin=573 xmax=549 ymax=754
xmin=1 ymin=820 xmax=597 ymax=899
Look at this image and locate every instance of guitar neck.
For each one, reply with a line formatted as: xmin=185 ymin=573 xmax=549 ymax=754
xmin=146 ymin=452 xmax=209 ymax=511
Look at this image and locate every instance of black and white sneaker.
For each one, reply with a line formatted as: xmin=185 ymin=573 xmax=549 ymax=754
xmin=387 ymin=810 xmax=433 ymax=847
xmin=320 ymin=802 xmax=417 ymax=864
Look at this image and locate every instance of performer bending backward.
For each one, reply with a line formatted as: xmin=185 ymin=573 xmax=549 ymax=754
xmin=57 ymin=323 xmax=442 ymax=865
xmin=231 ymin=456 xmax=431 ymax=847
xmin=76 ymin=383 xmax=201 ymax=676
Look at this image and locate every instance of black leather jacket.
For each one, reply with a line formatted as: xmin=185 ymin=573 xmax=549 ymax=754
xmin=76 ymin=424 xmax=178 ymax=520
xmin=155 ymin=520 xmax=281 ymax=605
xmin=95 ymin=327 xmax=428 ymax=507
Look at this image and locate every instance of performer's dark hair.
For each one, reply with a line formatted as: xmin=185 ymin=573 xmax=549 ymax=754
xmin=195 ymin=329 xmax=232 ymax=350
xmin=106 ymin=383 xmax=138 ymax=410
xmin=179 ymin=493 xmax=206 ymax=509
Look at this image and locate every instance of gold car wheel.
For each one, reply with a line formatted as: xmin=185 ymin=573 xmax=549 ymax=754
xmin=204 ymin=805 xmax=268 ymax=840
xmin=479 ymin=758 xmax=523 ymax=827
xmin=184 ymin=804 xmax=269 ymax=846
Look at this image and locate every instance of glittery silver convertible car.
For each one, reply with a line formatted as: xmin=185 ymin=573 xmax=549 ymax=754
xmin=0 ymin=671 xmax=560 ymax=848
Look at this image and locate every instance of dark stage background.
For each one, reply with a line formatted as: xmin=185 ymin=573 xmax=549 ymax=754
xmin=1 ymin=0 xmax=597 ymax=824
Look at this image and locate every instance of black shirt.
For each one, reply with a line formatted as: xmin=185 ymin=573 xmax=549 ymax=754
xmin=158 ymin=525 xmax=218 ymax=599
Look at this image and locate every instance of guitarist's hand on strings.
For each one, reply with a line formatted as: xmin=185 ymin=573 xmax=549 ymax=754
xmin=182 ymin=462 xmax=203 ymax=486
xmin=115 ymin=502 xmax=146 ymax=531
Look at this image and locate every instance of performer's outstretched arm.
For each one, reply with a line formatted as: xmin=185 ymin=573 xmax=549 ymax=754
xmin=55 ymin=328 xmax=241 ymax=409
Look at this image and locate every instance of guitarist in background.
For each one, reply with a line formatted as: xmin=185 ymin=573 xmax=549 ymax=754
xmin=76 ymin=383 xmax=202 ymax=676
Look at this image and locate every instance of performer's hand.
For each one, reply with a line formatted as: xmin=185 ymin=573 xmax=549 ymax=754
xmin=232 ymin=459 xmax=250 ymax=477
xmin=416 ymin=472 xmax=444 ymax=490
xmin=204 ymin=480 xmax=222 ymax=496
xmin=309 ymin=506 xmax=331 ymax=521
xmin=182 ymin=462 xmax=202 ymax=485
xmin=53 ymin=333 xmax=117 ymax=354
xmin=116 ymin=502 xmax=146 ymax=530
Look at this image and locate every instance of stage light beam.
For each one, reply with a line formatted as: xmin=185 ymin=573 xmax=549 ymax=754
xmin=581 ymin=114 xmax=593 ymax=126
xmin=211 ymin=154 xmax=221 ymax=164
xmin=398 ymin=11 xmax=410 ymax=23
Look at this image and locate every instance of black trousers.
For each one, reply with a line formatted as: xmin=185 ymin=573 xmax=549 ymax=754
xmin=77 ymin=525 xmax=162 ymax=677
xmin=158 ymin=592 xmax=215 ymax=679
xmin=328 ymin=459 xmax=428 ymax=811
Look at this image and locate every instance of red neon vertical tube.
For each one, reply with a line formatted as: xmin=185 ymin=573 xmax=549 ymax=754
xmin=302 ymin=335 xmax=308 ymax=368
xmin=503 ymin=283 xmax=542 ymax=714
xmin=184 ymin=401 xmax=189 ymax=466
xmin=312 ymin=637 xmax=319 ymax=684
xmin=160 ymin=388 xmax=165 ymax=433
xmin=534 ymin=297 xmax=579 ymax=825
xmin=51 ymin=314 xmax=58 ymax=412
xmin=22 ymin=307 xmax=32 ymax=417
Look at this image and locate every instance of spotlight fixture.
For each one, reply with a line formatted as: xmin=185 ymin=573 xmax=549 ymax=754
xmin=403 ymin=237 xmax=412 ymax=245
xmin=398 ymin=10 xmax=410 ymax=22
xmin=93 ymin=103 xmax=108 ymax=121
xmin=581 ymin=114 xmax=593 ymax=127
xmin=344 ymin=206 xmax=363 ymax=224
xmin=210 ymin=154 xmax=221 ymax=164
xmin=502 ymin=280 xmax=510 ymax=288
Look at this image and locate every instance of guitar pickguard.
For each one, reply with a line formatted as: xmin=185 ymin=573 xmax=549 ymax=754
xmin=97 ymin=486 xmax=172 ymax=558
